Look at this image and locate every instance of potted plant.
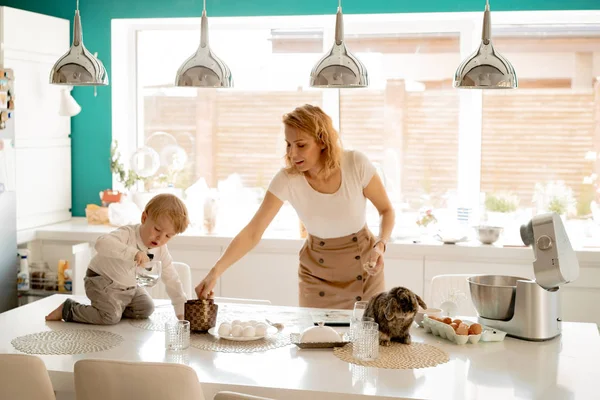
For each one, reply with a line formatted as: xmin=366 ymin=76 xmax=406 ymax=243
xmin=110 ymin=141 xmax=144 ymax=191
xmin=416 ymin=209 xmax=438 ymax=237
xmin=533 ymin=181 xmax=576 ymax=220
xmin=484 ymin=192 xmax=519 ymax=227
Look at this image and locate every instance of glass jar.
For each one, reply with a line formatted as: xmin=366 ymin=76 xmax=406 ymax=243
xmin=30 ymin=261 xmax=49 ymax=290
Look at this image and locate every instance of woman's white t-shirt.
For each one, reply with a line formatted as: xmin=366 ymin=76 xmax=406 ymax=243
xmin=267 ymin=150 xmax=376 ymax=239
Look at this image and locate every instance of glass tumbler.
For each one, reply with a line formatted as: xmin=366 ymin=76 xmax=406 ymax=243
xmin=353 ymin=301 xmax=369 ymax=320
xmin=352 ymin=321 xmax=379 ymax=361
xmin=349 ymin=316 xmax=374 ymax=342
xmin=136 ymin=260 xmax=162 ymax=287
xmin=165 ymin=320 xmax=190 ymax=351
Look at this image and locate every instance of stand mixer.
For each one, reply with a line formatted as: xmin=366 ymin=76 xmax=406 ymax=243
xmin=468 ymin=213 xmax=580 ymax=341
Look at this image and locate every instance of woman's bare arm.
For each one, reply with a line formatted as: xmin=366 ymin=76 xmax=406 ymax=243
xmin=363 ymin=173 xmax=395 ymax=246
xmin=213 ymin=191 xmax=283 ymax=275
xmin=195 ymin=191 xmax=283 ymax=298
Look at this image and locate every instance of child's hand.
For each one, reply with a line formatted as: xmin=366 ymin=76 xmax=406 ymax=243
xmin=134 ymin=251 xmax=150 ymax=266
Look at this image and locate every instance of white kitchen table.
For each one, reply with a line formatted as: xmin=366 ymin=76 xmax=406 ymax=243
xmin=0 ymin=295 xmax=598 ymax=400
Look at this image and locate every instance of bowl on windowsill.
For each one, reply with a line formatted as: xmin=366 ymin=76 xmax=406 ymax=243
xmin=475 ymin=226 xmax=503 ymax=245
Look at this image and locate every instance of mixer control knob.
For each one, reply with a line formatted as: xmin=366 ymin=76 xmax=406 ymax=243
xmin=537 ymin=235 xmax=553 ymax=250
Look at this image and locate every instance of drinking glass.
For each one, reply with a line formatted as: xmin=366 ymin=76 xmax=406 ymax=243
xmin=349 ymin=316 xmax=374 ymax=342
xmin=352 ymin=321 xmax=379 ymax=361
xmin=353 ymin=301 xmax=369 ymax=320
xmin=136 ymin=260 xmax=162 ymax=287
xmin=165 ymin=320 xmax=190 ymax=351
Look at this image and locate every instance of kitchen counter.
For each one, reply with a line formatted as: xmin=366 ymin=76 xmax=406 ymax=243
xmin=1 ymin=294 xmax=599 ymax=400
xmin=17 ymin=217 xmax=600 ymax=264
xmin=17 ymin=218 xmax=600 ymax=327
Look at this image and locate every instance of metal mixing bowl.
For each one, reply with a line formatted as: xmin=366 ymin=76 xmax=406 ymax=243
xmin=468 ymin=275 xmax=530 ymax=320
xmin=475 ymin=225 xmax=503 ymax=245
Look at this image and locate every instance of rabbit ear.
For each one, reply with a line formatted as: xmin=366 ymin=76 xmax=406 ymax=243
xmin=384 ymin=297 xmax=398 ymax=321
xmin=415 ymin=294 xmax=427 ymax=310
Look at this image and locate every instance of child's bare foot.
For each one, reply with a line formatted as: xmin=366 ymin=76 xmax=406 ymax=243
xmin=45 ymin=302 xmax=65 ymax=321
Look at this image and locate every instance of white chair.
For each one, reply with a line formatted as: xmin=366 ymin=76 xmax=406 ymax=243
xmin=146 ymin=261 xmax=193 ymax=300
xmin=0 ymin=354 xmax=55 ymax=400
xmin=74 ymin=359 xmax=205 ymax=400
xmin=74 ymin=359 xmax=274 ymax=400
xmin=428 ymin=274 xmax=478 ymax=317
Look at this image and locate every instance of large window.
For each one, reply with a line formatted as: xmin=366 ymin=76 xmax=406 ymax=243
xmin=113 ymin=11 xmax=600 ymax=244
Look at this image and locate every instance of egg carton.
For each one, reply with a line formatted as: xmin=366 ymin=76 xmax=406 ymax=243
xmin=423 ymin=315 xmax=506 ymax=345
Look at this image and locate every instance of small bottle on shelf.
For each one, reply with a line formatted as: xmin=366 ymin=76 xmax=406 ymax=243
xmin=57 ymin=260 xmax=69 ymax=293
xmin=17 ymin=254 xmax=30 ymax=292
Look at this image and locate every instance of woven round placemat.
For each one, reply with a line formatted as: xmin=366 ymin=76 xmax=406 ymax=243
xmin=11 ymin=329 xmax=123 ymax=355
xmin=190 ymin=331 xmax=291 ymax=353
xmin=129 ymin=308 xmax=177 ymax=331
xmin=333 ymin=342 xmax=449 ymax=369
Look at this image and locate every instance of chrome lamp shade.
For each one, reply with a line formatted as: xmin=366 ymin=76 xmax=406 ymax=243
xmin=50 ymin=8 xmax=108 ymax=86
xmin=175 ymin=10 xmax=233 ymax=88
xmin=310 ymin=6 xmax=368 ymax=88
xmin=453 ymin=0 xmax=517 ymax=89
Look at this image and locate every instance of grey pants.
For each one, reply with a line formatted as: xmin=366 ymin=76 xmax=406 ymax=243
xmin=62 ymin=269 xmax=155 ymax=325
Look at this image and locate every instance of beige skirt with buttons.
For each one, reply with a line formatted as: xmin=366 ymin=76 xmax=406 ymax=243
xmin=298 ymin=226 xmax=386 ymax=310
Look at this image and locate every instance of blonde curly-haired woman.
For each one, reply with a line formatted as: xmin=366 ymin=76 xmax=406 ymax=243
xmin=195 ymin=104 xmax=395 ymax=309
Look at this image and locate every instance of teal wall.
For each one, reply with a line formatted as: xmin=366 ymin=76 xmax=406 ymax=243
xmin=2 ymin=0 xmax=600 ymax=216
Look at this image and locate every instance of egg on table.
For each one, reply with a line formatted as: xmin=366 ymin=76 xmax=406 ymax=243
xmin=456 ymin=323 xmax=469 ymax=336
xmin=231 ymin=324 xmax=243 ymax=337
xmin=242 ymin=326 xmax=256 ymax=337
xmin=218 ymin=322 xmax=232 ymax=336
xmin=254 ymin=322 xmax=268 ymax=336
xmin=468 ymin=323 xmax=483 ymax=335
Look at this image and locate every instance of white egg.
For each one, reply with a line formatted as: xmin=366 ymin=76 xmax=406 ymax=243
xmin=249 ymin=320 xmax=258 ymax=326
xmin=231 ymin=325 xmax=243 ymax=337
xmin=241 ymin=321 xmax=252 ymax=327
xmin=231 ymin=319 xmax=242 ymax=326
xmin=242 ymin=326 xmax=256 ymax=337
xmin=218 ymin=323 xmax=231 ymax=336
xmin=254 ymin=323 xmax=267 ymax=336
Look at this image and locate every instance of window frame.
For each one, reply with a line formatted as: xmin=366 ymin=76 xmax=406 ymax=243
xmin=112 ymin=9 xmax=600 ymax=210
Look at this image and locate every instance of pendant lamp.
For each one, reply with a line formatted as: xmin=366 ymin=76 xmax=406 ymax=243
xmin=309 ymin=0 xmax=368 ymax=88
xmin=175 ymin=0 xmax=233 ymax=88
xmin=50 ymin=0 xmax=108 ymax=86
xmin=453 ymin=0 xmax=517 ymax=89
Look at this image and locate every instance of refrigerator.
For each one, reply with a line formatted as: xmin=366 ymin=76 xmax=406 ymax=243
xmin=0 ymin=68 xmax=17 ymax=313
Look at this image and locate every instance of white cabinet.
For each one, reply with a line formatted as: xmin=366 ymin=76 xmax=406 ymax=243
xmin=0 ymin=7 xmax=72 ymax=231
xmin=22 ymin=221 xmax=600 ymax=328
xmin=220 ymin=250 xmax=300 ymax=306
xmin=560 ymin=266 xmax=600 ymax=324
xmin=384 ymin=257 xmax=424 ymax=297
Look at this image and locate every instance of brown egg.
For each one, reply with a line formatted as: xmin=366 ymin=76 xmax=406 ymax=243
xmin=452 ymin=319 xmax=462 ymax=325
xmin=450 ymin=323 xmax=459 ymax=331
xmin=468 ymin=323 xmax=483 ymax=335
xmin=442 ymin=317 xmax=453 ymax=324
xmin=456 ymin=324 xmax=469 ymax=336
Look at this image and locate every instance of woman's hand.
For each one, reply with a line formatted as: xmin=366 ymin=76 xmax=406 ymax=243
xmin=195 ymin=269 xmax=218 ymax=299
xmin=364 ymin=242 xmax=385 ymax=276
